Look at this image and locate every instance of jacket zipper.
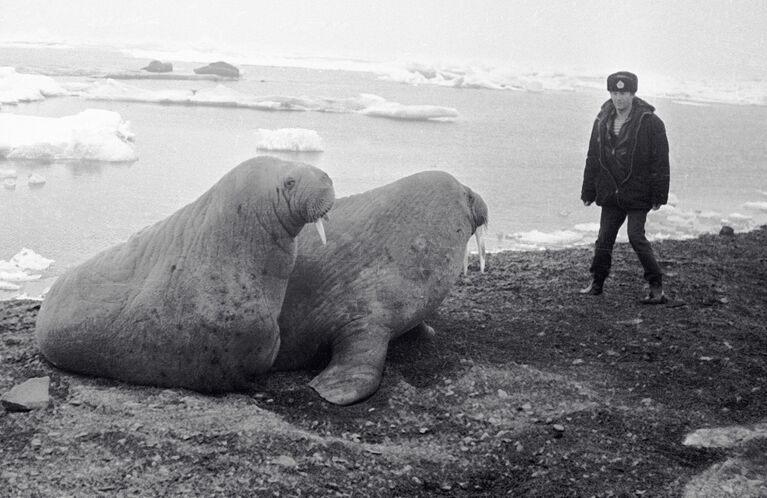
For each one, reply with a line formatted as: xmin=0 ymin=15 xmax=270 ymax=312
xmin=596 ymin=110 xmax=650 ymax=208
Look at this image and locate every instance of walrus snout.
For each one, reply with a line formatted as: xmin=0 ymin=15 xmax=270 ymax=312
xmin=299 ymin=169 xmax=335 ymax=245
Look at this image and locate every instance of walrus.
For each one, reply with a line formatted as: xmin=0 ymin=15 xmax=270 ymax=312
xmin=274 ymin=171 xmax=488 ymax=405
xmin=193 ymin=61 xmax=240 ymax=78
xmin=36 ymin=156 xmax=334 ymax=392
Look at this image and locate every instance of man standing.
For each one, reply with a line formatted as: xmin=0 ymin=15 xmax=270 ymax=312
xmin=580 ymin=71 xmax=670 ymax=304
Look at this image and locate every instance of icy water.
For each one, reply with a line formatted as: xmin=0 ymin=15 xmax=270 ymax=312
xmin=2 ymin=45 xmax=767 ymax=298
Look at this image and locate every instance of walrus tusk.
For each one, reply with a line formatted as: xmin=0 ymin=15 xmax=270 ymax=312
xmin=315 ymin=218 xmax=327 ymax=245
xmin=476 ymin=226 xmax=486 ymax=273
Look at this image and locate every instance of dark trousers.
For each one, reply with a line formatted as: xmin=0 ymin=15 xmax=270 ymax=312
xmin=589 ymin=206 xmax=662 ymax=285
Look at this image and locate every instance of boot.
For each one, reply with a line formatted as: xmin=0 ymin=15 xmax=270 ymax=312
xmin=641 ymin=283 xmax=667 ymax=304
xmin=579 ymin=279 xmax=603 ymax=295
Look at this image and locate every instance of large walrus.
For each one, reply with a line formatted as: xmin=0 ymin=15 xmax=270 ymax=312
xmin=36 ymin=156 xmax=334 ymax=392
xmin=274 ymin=171 xmax=488 ymax=405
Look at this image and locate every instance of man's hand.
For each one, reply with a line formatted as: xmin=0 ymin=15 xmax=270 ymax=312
xmin=583 ymin=201 xmax=593 ymax=206
xmin=652 ymin=204 xmax=661 ymax=211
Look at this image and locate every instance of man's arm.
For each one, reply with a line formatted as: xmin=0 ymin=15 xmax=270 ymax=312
xmin=581 ymin=120 xmax=600 ymax=204
xmin=648 ymin=115 xmax=670 ymax=206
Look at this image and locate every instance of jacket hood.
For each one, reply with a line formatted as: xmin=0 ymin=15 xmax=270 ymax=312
xmin=597 ymin=96 xmax=655 ymax=121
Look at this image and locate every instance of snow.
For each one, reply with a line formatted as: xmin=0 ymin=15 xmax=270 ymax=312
xmin=744 ymin=201 xmax=767 ymax=212
xmin=0 ymin=109 xmax=137 ymax=162
xmin=0 ymin=66 xmax=67 ymax=104
xmin=254 ymin=128 xmax=324 ymax=152
xmin=0 ymin=248 xmax=53 ymax=296
xmin=376 ymin=60 xmax=767 ymax=106
xmin=80 ymin=80 xmax=457 ymax=121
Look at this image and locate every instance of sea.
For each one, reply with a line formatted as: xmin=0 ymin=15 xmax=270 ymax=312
xmin=2 ymin=43 xmax=767 ymax=299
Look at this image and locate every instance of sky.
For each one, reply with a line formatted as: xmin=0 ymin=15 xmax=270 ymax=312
xmin=1 ymin=0 xmax=766 ymax=80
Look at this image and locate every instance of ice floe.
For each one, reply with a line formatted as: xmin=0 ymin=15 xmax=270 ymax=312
xmin=254 ymin=128 xmax=324 ymax=152
xmin=77 ymin=80 xmax=458 ymax=121
xmin=359 ymin=102 xmax=459 ymax=121
xmin=0 ymin=248 xmax=53 ymax=297
xmin=491 ymin=193 xmax=767 ymax=252
xmin=744 ymin=201 xmax=767 ymax=212
xmin=0 ymin=66 xmax=67 ymax=104
xmin=27 ymin=173 xmax=47 ymax=186
xmin=0 ymin=109 xmax=137 ymax=162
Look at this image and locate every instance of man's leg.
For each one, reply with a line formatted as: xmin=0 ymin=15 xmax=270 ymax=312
xmin=626 ymin=210 xmax=665 ymax=303
xmin=582 ymin=206 xmax=626 ymax=294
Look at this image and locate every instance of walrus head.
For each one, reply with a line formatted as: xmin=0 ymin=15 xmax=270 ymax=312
xmin=276 ymin=161 xmax=335 ymax=243
xmin=463 ymin=186 xmax=488 ymax=273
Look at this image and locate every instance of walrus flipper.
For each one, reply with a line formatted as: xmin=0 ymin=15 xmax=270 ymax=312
xmin=309 ymin=325 xmax=389 ymax=405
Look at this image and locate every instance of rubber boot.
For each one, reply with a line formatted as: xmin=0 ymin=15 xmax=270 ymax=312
xmin=579 ymin=278 xmax=604 ymax=296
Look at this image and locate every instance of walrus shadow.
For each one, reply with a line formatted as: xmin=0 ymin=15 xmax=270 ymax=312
xmin=386 ymin=324 xmax=464 ymax=389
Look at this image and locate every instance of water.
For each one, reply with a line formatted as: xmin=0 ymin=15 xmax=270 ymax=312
xmin=2 ymin=45 xmax=767 ymax=298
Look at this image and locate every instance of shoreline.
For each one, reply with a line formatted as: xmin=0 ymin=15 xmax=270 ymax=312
xmin=0 ymin=223 xmax=760 ymax=302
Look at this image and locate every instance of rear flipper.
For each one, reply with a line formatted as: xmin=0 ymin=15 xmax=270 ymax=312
xmin=309 ymin=323 xmax=390 ymax=405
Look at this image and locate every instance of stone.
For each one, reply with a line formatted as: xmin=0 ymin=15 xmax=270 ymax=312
xmin=719 ymin=226 xmax=735 ymax=237
xmin=141 ymin=60 xmax=173 ymax=73
xmin=272 ymin=455 xmax=298 ymax=468
xmin=1 ymin=376 xmax=50 ymax=412
xmin=193 ymin=61 xmax=240 ymax=78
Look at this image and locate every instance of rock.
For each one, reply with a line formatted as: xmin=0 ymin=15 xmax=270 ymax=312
xmin=719 ymin=226 xmax=735 ymax=237
xmin=272 ymin=455 xmax=298 ymax=468
xmin=141 ymin=60 xmax=173 ymax=73
xmin=193 ymin=61 xmax=240 ymax=78
xmin=1 ymin=376 xmax=50 ymax=412
xmin=521 ymin=402 xmax=533 ymax=412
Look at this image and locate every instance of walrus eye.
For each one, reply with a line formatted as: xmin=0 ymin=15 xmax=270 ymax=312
xmin=284 ymin=177 xmax=296 ymax=190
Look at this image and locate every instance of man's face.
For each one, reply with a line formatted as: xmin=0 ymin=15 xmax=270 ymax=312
xmin=610 ymin=91 xmax=634 ymax=111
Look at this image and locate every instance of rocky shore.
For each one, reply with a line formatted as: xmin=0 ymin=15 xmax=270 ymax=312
xmin=2 ymin=227 xmax=766 ymax=496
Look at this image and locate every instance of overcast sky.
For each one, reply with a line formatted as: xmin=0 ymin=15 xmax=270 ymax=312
xmin=1 ymin=0 xmax=765 ymax=79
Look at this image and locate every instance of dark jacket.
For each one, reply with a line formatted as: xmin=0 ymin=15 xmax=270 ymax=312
xmin=581 ymin=97 xmax=670 ymax=210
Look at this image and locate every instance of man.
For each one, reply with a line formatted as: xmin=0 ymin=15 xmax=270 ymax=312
xmin=580 ymin=71 xmax=670 ymax=304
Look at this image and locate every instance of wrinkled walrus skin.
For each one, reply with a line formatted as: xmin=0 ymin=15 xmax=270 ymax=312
xmin=274 ymin=171 xmax=488 ymax=405
xmin=36 ymin=156 xmax=334 ymax=393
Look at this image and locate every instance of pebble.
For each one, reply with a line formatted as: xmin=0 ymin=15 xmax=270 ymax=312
xmin=1 ymin=376 xmax=50 ymax=412
xmin=272 ymin=455 xmax=298 ymax=468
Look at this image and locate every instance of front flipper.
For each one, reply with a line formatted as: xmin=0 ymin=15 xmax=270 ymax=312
xmin=309 ymin=324 xmax=390 ymax=405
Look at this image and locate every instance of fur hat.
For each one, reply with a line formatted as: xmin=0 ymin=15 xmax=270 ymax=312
xmin=607 ymin=71 xmax=638 ymax=93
